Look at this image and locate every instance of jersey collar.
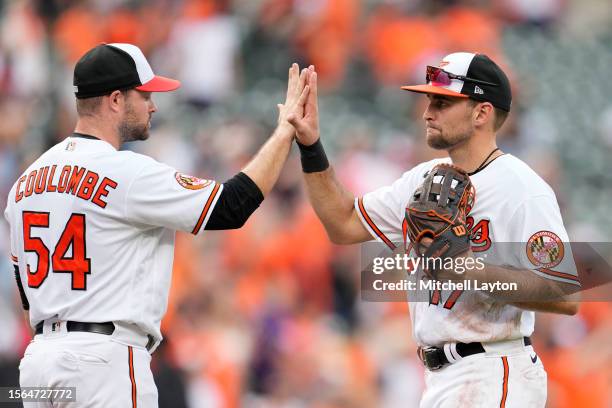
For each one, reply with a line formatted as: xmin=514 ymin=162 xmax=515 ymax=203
xmin=67 ymin=133 xmax=116 ymax=152
xmin=72 ymin=132 xmax=101 ymax=140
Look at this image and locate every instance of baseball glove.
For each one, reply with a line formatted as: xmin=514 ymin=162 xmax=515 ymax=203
xmin=405 ymin=163 xmax=475 ymax=278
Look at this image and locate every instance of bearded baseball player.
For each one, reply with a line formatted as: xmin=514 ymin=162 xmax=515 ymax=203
xmin=288 ymin=53 xmax=580 ymax=406
xmin=4 ymin=43 xmax=312 ymax=407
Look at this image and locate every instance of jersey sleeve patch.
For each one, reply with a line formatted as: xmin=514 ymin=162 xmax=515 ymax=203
xmin=175 ymin=172 xmax=213 ymax=190
xmin=526 ymin=230 xmax=564 ymax=269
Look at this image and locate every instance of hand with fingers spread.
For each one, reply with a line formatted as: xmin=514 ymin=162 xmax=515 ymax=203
xmin=287 ymin=66 xmax=320 ymax=146
xmin=277 ymin=63 xmax=311 ymax=139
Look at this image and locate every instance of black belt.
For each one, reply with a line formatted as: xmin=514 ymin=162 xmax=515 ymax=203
xmin=34 ymin=321 xmax=156 ymax=351
xmin=418 ymin=337 xmax=532 ymax=371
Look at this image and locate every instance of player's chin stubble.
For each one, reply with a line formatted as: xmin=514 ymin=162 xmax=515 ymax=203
xmin=426 ymin=123 xmax=473 ymax=150
xmin=428 ymin=132 xmax=464 ymax=150
xmin=119 ymin=122 xmax=149 ymax=143
xmin=118 ymin=109 xmax=150 ymax=143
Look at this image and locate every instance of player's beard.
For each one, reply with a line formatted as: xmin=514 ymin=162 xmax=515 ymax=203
xmin=118 ymin=102 xmax=150 ymax=143
xmin=426 ymin=115 xmax=474 ymax=150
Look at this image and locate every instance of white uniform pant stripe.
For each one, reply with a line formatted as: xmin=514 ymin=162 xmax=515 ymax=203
xmin=129 ymin=346 xmax=137 ymax=408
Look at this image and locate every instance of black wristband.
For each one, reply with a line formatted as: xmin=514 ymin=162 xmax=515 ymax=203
xmin=297 ymin=139 xmax=330 ymax=173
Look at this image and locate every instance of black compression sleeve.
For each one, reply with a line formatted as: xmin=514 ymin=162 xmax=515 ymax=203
xmin=205 ymin=172 xmax=264 ymax=230
xmin=14 ymin=265 xmax=29 ymax=311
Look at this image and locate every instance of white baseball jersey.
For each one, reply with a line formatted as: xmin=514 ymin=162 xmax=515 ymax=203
xmin=356 ymin=154 xmax=579 ymax=347
xmin=4 ymin=135 xmax=223 ymax=343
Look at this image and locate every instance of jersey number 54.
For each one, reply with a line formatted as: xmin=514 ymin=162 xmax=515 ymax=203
xmin=22 ymin=211 xmax=91 ymax=290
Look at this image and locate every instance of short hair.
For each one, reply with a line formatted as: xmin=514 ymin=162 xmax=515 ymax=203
xmin=75 ymin=89 xmax=130 ymax=117
xmin=492 ymin=107 xmax=509 ymax=131
xmin=468 ymin=99 xmax=509 ymax=131
xmin=76 ymin=96 xmax=104 ymax=117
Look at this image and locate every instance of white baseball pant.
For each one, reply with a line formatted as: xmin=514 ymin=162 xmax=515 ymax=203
xmin=19 ymin=322 xmax=157 ymax=407
xmin=420 ymin=339 xmax=547 ymax=407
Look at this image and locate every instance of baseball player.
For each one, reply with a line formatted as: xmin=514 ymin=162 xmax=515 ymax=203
xmin=288 ymin=53 xmax=580 ymax=406
xmin=4 ymin=43 xmax=312 ymax=407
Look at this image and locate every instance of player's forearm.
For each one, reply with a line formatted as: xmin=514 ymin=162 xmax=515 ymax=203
xmin=302 ymin=167 xmax=360 ymax=244
xmin=469 ymin=263 xmax=580 ymax=310
xmin=242 ymin=126 xmax=294 ymax=197
xmin=510 ymin=300 xmax=579 ymax=315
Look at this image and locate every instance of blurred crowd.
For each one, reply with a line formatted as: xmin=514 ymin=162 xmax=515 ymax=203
xmin=1 ymin=0 xmax=612 ymax=407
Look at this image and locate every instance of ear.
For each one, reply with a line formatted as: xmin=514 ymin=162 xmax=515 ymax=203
xmin=472 ymin=102 xmax=494 ymax=129
xmin=107 ymin=90 xmax=125 ymax=113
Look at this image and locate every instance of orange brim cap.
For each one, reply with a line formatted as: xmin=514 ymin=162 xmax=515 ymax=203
xmin=136 ymin=75 xmax=181 ymax=92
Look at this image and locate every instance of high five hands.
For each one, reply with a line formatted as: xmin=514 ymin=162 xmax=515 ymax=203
xmin=277 ymin=63 xmax=311 ymax=139
xmin=281 ymin=64 xmax=320 ymax=147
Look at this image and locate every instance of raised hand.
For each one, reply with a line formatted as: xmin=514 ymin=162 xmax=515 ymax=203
xmin=287 ymin=66 xmax=320 ymax=146
xmin=277 ymin=63 xmax=310 ymax=138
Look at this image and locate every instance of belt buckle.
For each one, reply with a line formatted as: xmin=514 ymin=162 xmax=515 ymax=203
xmin=419 ymin=346 xmax=445 ymax=371
xmin=49 ymin=320 xmax=65 ymax=334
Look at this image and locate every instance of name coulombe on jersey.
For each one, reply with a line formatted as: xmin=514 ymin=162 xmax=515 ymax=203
xmin=13 ymin=164 xmax=117 ymax=207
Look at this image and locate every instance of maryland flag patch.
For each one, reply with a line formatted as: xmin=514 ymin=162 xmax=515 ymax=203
xmin=174 ymin=172 xmax=213 ymax=190
xmin=526 ymin=231 xmax=564 ymax=268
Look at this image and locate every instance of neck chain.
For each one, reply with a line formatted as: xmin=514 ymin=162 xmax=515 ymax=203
xmin=468 ymin=147 xmax=500 ymax=176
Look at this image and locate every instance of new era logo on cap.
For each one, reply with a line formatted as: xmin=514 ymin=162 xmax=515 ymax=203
xmin=73 ymin=43 xmax=180 ymax=99
xmin=401 ymin=52 xmax=512 ymax=112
